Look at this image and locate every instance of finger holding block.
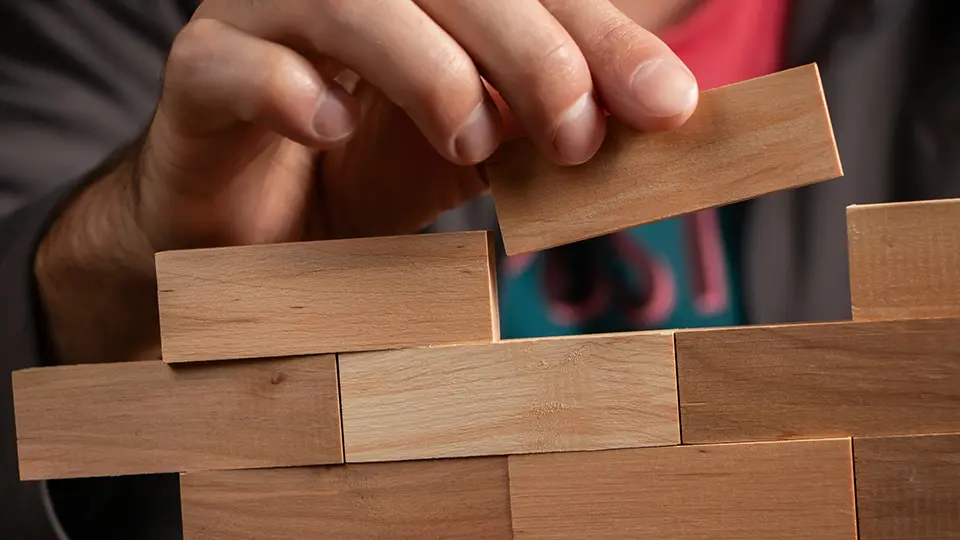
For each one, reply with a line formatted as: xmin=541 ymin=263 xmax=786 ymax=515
xmin=485 ymin=63 xmax=843 ymax=255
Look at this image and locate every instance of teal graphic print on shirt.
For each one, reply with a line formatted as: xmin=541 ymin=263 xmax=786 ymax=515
xmin=498 ymin=207 xmax=743 ymax=339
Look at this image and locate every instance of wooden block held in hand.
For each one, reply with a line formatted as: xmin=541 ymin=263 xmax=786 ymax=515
xmin=848 ymin=198 xmax=960 ymax=321
xmin=486 ymin=63 xmax=842 ymax=255
xmin=677 ymin=318 xmax=960 ymax=444
xmin=157 ymin=231 xmax=499 ymax=363
xmin=13 ymin=356 xmax=342 ymax=480
xmin=180 ymin=457 xmax=513 ymax=540
xmin=508 ymin=438 xmax=857 ymax=540
xmin=854 ymin=433 xmax=960 ymax=540
xmin=339 ymin=331 xmax=679 ymax=463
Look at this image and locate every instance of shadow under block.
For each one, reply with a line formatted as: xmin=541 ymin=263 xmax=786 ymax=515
xmin=339 ymin=331 xmax=679 ymax=463
xmin=848 ymin=198 xmax=960 ymax=321
xmin=508 ymin=438 xmax=857 ymax=540
xmin=156 ymin=230 xmax=498 ymax=363
xmin=12 ymin=355 xmax=342 ymax=480
xmin=854 ymin=433 xmax=960 ymax=540
xmin=485 ymin=63 xmax=842 ymax=255
xmin=676 ymin=318 xmax=960 ymax=444
xmin=180 ymin=457 xmax=513 ymax=540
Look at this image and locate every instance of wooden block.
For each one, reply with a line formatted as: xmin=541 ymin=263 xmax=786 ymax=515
xmin=486 ymin=63 xmax=842 ymax=255
xmin=848 ymin=198 xmax=960 ymax=321
xmin=854 ymin=433 xmax=960 ymax=540
xmin=339 ymin=331 xmax=679 ymax=463
xmin=157 ymin=231 xmax=499 ymax=363
xmin=677 ymin=318 xmax=960 ymax=444
xmin=12 ymin=356 xmax=342 ymax=480
xmin=180 ymin=457 xmax=513 ymax=540
xmin=508 ymin=438 xmax=857 ymax=540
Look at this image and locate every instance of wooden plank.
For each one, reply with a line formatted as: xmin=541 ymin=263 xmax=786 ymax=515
xmin=854 ymin=433 xmax=960 ymax=540
xmin=180 ymin=457 xmax=513 ymax=540
xmin=676 ymin=318 xmax=960 ymax=444
xmin=339 ymin=331 xmax=679 ymax=463
xmin=847 ymin=198 xmax=960 ymax=321
xmin=12 ymin=356 xmax=342 ymax=480
xmin=508 ymin=438 xmax=857 ymax=540
xmin=157 ymin=230 xmax=499 ymax=363
xmin=485 ymin=63 xmax=842 ymax=255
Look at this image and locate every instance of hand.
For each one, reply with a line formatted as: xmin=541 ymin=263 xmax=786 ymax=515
xmin=140 ymin=0 xmax=698 ymax=248
xmin=37 ymin=0 xmax=699 ymax=364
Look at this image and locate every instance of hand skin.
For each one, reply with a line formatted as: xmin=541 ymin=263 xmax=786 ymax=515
xmin=35 ymin=0 xmax=701 ymax=365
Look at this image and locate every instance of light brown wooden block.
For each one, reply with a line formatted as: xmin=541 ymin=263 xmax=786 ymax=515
xmin=180 ymin=457 xmax=513 ymax=540
xmin=485 ymin=63 xmax=842 ymax=255
xmin=677 ymin=318 xmax=960 ymax=444
xmin=339 ymin=331 xmax=679 ymax=463
xmin=848 ymin=198 xmax=960 ymax=321
xmin=854 ymin=433 xmax=960 ymax=540
xmin=508 ymin=438 xmax=857 ymax=540
xmin=157 ymin=231 xmax=498 ymax=363
xmin=12 ymin=356 xmax=342 ymax=480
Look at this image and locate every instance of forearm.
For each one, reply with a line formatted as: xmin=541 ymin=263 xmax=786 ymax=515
xmin=34 ymin=148 xmax=161 ymax=365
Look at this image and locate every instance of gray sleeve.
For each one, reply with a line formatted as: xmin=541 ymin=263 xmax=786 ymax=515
xmin=0 ymin=182 xmax=80 ymax=540
xmin=0 ymin=0 xmax=188 ymax=216
xmin=0 ymin=1 xmax=192 ymax=538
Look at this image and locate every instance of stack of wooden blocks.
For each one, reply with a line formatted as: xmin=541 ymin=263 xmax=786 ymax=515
xmin=12 ymin=64 xmax=960 ymax=539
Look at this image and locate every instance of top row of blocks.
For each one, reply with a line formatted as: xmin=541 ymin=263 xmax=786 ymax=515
xmin=157 ymin=63 xmax=953 ymax=364
xmin=156 ymin=64 xmax=842 ymax=363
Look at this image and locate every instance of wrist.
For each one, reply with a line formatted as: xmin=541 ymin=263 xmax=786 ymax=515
xmin=35 ymin=147 xmax=161 ymax=364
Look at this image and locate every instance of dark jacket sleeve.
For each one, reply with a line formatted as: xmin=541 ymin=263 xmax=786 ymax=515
xmin=0 ymin=184 xmax=80 ymax=540
xmin=0 ymin=2 xmax=193 ymax=538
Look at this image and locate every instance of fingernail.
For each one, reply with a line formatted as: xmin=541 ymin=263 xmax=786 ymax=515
xmin=553 ymin=93 xmax=605 ymax=165
xmin=453 ymin=100 xmax=501 ymax=164
xmin=312 ymin=88 xmax=358 ymax=142
xmin=631 ymin=58 xmax=698 ymax=118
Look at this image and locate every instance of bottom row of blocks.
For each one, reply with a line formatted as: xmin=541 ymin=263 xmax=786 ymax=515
xmin=180 ymin=433 xmax=960 ymax=540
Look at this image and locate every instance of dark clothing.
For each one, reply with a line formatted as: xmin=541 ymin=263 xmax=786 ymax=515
xmin=1 ymin=1 xmax=958 ymax=538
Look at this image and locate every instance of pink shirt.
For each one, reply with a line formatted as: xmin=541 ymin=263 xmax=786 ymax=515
xmin=660 ymin=0 xmax=790 ymax=91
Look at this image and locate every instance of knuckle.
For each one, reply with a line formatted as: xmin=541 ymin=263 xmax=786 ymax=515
xmin=411 ymin=53 xmax=481 ymax=130
xmin=314 ymin=0 xmax=351 ymax=12
xmin=538 ymin=35 xmax=581 ymax=67
xmin=164 ymin=19 xmax=224 ymax=89
xmin=590 ymin=17 xmax=660 ymax=65
xmin=521 ymin=37 xmax=589 ymax=97
xmin=589 ymin=16 xmax=636 ymax=49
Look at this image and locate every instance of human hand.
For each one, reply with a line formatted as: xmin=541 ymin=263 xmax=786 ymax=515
xmin=36 ymin=0 xmax=699 ymax=364
xmin=139 ymin=0 xmax=699 ymax=248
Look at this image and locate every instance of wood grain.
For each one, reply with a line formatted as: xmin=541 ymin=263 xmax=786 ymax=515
xmin=156 ymin=230 xmax=499 ymax=362
xmin=508 ymin=438 xmax=857 ymax=540
xmin=848 ymin=198 xmax=960 ymax=321
xmin=676 ymin=318 xmax=960 ymax=444
xmin=486 ymin=63 xmax=842 ymax=255
xmin=12 ymin=356 xmax=342 ymax=480
xmin=854 ymin=433 xmax=960 ymax=540
xmin=180 ymin=457 xmax=513 ymax=540
xmin=339 ymin=331 xmax=679 ymax=463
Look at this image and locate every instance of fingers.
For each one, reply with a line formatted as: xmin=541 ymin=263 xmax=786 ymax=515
xmin=415 ymin=0 xmax=605 ymax=165
xmin=541 ymin=0 xmax=699 ymax=132
xmin=184 ymin=0 xmax=695 ymax=168
xmin=196 ymin=0 xmax=502 ymax=166
xmin=162 ymin=18 xmax=361 ymax=148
